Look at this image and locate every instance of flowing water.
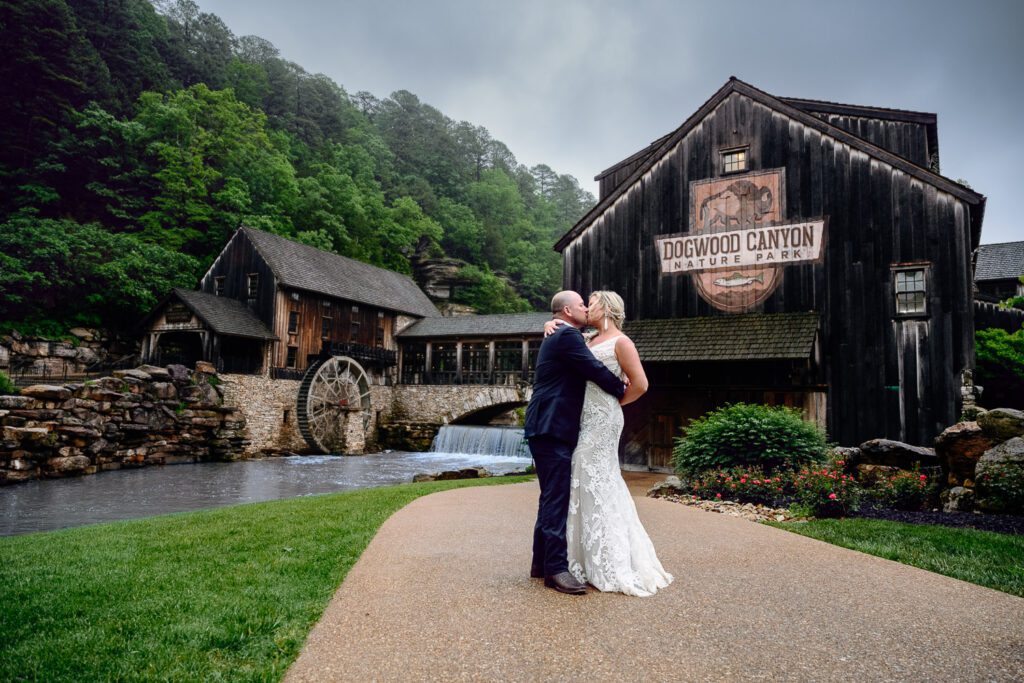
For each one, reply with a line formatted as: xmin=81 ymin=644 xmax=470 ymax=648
xmin=1 ymin=427 xmax=532 ymax=536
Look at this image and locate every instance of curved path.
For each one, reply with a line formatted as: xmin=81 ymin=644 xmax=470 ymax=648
xmin=286 ymin=477 xmax=1024 ymax=682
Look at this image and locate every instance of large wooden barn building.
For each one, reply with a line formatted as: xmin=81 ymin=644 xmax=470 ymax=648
xmin=556 ymin=78 xmax=987 ymax=467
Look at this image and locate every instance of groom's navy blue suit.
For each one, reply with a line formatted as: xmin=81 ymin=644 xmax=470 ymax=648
xmin=525 ymin=324 xmax=625 ymax=576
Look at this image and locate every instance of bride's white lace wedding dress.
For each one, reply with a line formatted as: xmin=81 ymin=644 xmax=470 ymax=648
xmin=566 ymin=336 xmax=673 ymax=597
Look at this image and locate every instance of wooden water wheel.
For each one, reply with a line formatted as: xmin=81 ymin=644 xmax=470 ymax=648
xmin=296 ymin=356 xmax=372 ymax=453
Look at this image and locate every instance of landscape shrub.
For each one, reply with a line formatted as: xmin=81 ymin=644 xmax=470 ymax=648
xmin=672 ymin=402 xmax=828 ymax=475
xmin=864 ymin=469 xmax=938 ymax=511
xmin=682 ymin=467 xmax=789 ymax=506
xmin=0 ymin=371 xmax=16 ymax=395
xmin=789 ymin=466 xmax=862 ymax=518
xmin=975 ymin=463 xmax=1024 ymax=515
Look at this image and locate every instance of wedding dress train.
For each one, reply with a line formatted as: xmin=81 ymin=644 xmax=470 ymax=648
xmin=566 ymin=336 xmax=673 ymax=597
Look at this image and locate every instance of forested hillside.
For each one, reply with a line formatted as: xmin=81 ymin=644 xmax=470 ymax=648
xmin=0 ymin=0 xmax=594 ymax=335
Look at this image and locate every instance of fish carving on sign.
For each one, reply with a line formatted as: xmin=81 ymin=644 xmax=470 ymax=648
xmin=689 ymin=169 xmax=785 ymax=312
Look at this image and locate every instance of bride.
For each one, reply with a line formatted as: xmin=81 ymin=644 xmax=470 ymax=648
xmin=545 ymin=291 xmax=673 ymax=597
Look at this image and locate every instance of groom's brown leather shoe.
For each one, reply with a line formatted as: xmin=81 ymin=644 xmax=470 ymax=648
xmin=544 ymin=572 xmax=587 ymax=595
xmin=530 ymin=564 xmax=544 ymax=579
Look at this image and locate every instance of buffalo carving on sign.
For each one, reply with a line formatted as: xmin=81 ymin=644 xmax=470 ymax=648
xmin=698 ymin=179 xmax=774 ymax=229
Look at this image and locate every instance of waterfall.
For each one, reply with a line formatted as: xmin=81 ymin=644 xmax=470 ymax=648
xmin=430 ymin=425 xmax=530 ymax=459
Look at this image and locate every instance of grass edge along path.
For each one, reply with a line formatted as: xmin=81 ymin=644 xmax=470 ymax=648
xmin=0 ymin=476 xmax=534 ymax=683
xmin=767 ymin=517 xmax=1024 ymax=598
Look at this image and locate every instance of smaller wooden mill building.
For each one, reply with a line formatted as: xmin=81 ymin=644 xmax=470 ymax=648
xmin=557 ymin=78 xmax=987 ymax=467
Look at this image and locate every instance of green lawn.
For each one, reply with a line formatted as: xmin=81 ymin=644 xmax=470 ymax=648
xmin=0 ymin=476 xmax=534 ymax=682
xmin=768 ymin=518 xmax=1024 ymax=598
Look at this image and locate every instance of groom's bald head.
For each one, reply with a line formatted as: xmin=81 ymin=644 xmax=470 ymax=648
xmin=550 ymin=290 xmax=578 ymax=315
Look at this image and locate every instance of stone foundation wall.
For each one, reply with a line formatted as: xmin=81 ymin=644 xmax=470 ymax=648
xmin=219 ymin=375 xmax=394 ymax=455
xmin=220 ymin=374 xmax=307 ymax=455
xmin=0 ymin=364 xmax=247 ymax=485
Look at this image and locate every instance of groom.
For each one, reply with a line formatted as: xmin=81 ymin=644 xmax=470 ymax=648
xmin=524 ymin=290 xmax=626 ymax=594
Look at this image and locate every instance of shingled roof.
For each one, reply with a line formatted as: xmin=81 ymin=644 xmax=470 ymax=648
xmin=558 ymin=77 xmax=985 ymax=252
xmin=397 ymin=313 xmax=551 ymax=339
xmin=172 ymin=289 xmax=278 ymax=340
xmin=239 ymin=227 xmax=439 ymax=318
xmin=622 ymin=312 xmax=819 ymax=362
xmin=975 ymin=241 xmax=1024 ymax=281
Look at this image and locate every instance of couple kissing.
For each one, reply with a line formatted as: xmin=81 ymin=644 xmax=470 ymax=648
xmin=524 ymin=290 xmax=673 ymax=597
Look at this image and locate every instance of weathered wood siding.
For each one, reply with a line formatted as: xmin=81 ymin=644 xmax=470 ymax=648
xmin=198 ymin=230 xmax=397 ymax=373
xmin=564 ymin=92 xmax=976 ymax=446
xmin=810 ymin=114 xmax=932 ymax=168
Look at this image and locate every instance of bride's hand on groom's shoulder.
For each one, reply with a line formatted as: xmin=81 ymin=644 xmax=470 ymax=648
xmin=543 ymin=319 xmax=566 ymax=337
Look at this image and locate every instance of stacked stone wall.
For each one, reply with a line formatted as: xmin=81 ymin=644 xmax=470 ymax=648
xmin=220 ymin=374 xmax=306 ymax=455
xmin=0 ymin=364 xmax=247 ymax=485
xmin=391 ymin=385 xmax=527 ymax=424
xmin=0 ymin=329 xmax=132 ymax=378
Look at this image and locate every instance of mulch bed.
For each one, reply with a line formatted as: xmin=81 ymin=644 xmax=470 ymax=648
xmin=851 ymin=503 xmax=1024 ymax=536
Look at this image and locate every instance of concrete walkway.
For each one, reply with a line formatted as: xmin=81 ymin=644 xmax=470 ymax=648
xmin=286 ymin=477 xmax=1024 ymax=682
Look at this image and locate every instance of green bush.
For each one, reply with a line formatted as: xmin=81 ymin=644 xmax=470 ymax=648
xmin=790 ymin=466 xmax=863 ymax=518
xmin=672 ymin=402 xmax=828 ymax=475
xmin=0 ymin=370 xmax=16 ymax=396
xmin=864 ymin=469 xmax=938 ymax=511
xmin=975 ymin=463 xmax=1024 ymax=515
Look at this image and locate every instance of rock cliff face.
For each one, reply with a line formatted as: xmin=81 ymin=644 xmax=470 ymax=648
xmin=0 ymin=364 xmax=247 ymax=485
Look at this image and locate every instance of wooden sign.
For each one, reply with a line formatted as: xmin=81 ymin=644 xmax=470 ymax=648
xmin=654 ymin=168 xmax=826 ymax=313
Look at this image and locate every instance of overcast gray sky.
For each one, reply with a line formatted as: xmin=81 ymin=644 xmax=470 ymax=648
xmin=196 ymin=0 xmax=1021 ymax=245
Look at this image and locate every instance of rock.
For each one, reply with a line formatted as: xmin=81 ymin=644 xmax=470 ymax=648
xmin=20 ymin=385 xmax=72 ymax=401
xmin=934 ymin=421 xmax=994 ymax=487
xmin=167 ymin=364 xmax=191 ymax=382
xmin=855 ymin=464 xmax=901 ymax=485
xmin=940 ymin=486 xmax=975 ymax=512
xmin=68 ymin=327 xmax=95 ymax=341
xmin=74 ymin=346 xmax=100 ymax=365
xmin=118 ymin=368 xmax=152 ymax=381
xmin=3 ymin=426 xmax=50 ymax=443
xmin=977 ymin=408 xmax=1024 ymax=443
xmin=647 ymin=475 xmax=684 ymax=496
xmin=138 ymin=365 xmax=171 ymax=381
xmin=0 ymin=395 xmax=33 ymax=409
xmin=46 ymin=455 xmax=92 ymax=473
xmin=413 ymin=473 xmax=436 ymax=482
xmin=150 ymin=382 xmax=177 ymax=400
xmin=857 ymin=439 xmax=938 ymax=469
xmin=194 ymin=360 xmax=217 ymax=375
xmin=974 ymin=437 xmax=1024 ymax=514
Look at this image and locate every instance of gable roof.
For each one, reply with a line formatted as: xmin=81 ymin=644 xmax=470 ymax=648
xmin=170 ymin=288 xmax=278 ymax=340
xmin=623 ymin=312 xmax=819 ymax=362
xmin=558 ymin=77 xmax=985 ymax=252
xmin=238 ymin=227 xmax=439 ymax=318
xmin=396 ymin=312 xmax=551 ymax=339
xmin=975 ymin=241 xmax=1024 ymax=281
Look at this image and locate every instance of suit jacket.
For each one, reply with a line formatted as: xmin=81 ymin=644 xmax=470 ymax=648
xmin=524 ymin=325 xmax=626 ymax=447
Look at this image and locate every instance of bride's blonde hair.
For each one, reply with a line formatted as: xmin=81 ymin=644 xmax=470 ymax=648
xmin=589 ymin=290 xmax=625 ymax=330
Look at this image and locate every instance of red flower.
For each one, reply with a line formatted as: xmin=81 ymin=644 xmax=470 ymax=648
xmin=919 ymin=474 xmax=927 ymax=481
xmin=716 ymin=493 xmax=722 ymax=499
xmin=828 ymin=493 xmax=837 ymax=500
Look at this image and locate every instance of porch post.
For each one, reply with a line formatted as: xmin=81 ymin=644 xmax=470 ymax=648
xmin=488 ymin=340 xmax=496 ymax=385
xmin=455 ymin=341 xmax=463 ymax=384
xmin=425 ymin=342 xmax=433 ymax=384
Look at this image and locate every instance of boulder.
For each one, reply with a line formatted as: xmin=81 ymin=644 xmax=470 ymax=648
xmin=0 ymin=395 xmax=33 ymax=409
xmin=412 ymin=473 xmax=436 ymax=482
xmin=150 ymin=382 xmax=177 ymax=400
xmin=854 ymin=464 xmax=901 ymax=485
xmin=940 ymin=486 xmax=975 ymax=512
xmin=68 ymin=327 xmax=95 ymax=341
xmin=977 ymin=408 xmax=1024 ymax=443
xmin=46 ymin=455 xmax=92 ymax=473
xmin=113 ymin=368 xmax=151 ymax=381
xmin=167 ymin=364 xmax=191 ymax=382
xmin=974 ymin=437 xmax=1024 ymax=514
xmin=857 ymin=439 xmax=938 ymax=469
xmin=933 ymin=421 xmax=994 ymax=487
xmin=138 ymin=365 xmax=171 ymax=381
xmin=20 ymin=385 xmax=72 ymax=401
xmin=194 ymin=360 xmax=217 ymax=375
xmin=647 ymin=475 xmax=684 ymax=497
